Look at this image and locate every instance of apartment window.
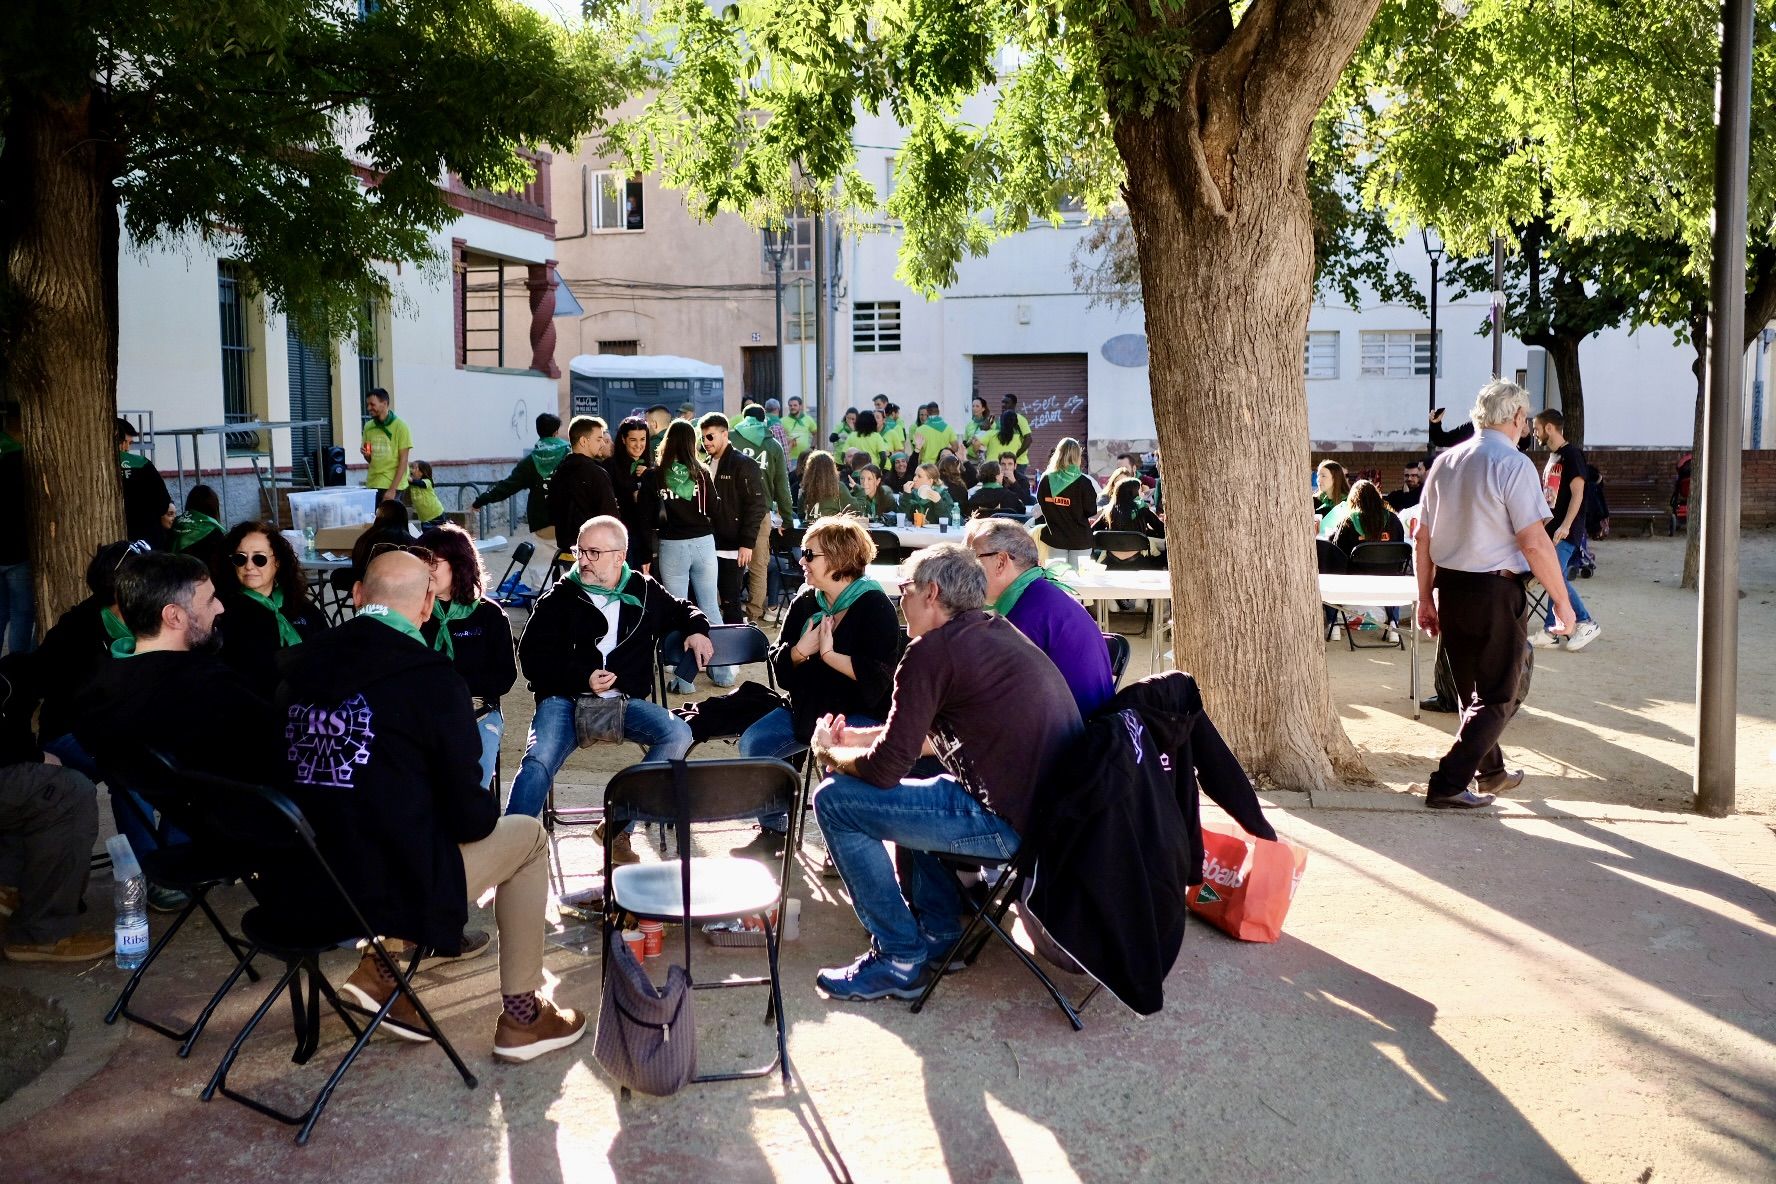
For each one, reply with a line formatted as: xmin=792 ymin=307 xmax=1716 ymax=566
xmin=598 ymin=340 xmax=639 ymax=356
xmin=1303 ymin=331 xmax=1339 ymax=379
xmin=592 ymin=170 xmax=644 ymax=231
xmin=784 ymin=280 xmax=815 ymax=344
xmin=883 ymin=155 xmax=897 ymax=203
xmin=357 ymin=297 xmax=383 ymax=397
xmin=853 ymin=301 xmax=902 ymax=353
xmin=1359 ymin=330 xmax=1441 ymax=378
xmin=761 ymin=216 xmax=814 ymax=274
xmin=218 ymin=262 xmax=253 ymax=423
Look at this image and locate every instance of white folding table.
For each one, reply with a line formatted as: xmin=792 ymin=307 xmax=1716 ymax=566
xmin=1318 ymin=573 xmax=1422 ymax=718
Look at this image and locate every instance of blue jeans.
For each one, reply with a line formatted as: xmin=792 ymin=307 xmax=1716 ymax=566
xmin=0 ymin=562 xmax=34 ymax=655
xmin=739 ymin=710 xmax=877 ymax=832
xmin=505 ymin=695 xmax=692 ymax=818
xmin=813 ymin=771 xmax=1020 ymax=965
xmin=476 ymin=708 xmax=504 ymax=791
xmin=44 ymin=732 xmax=184 ymax=860
xmin=656 ymin=535 xmax=732 ymax=682
xmin=1544 ymin=539 xmax=1593 ymax=628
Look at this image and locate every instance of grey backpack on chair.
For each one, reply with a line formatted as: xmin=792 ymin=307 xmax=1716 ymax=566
xmin=594 ymin=932 xmax=696 ymax=1096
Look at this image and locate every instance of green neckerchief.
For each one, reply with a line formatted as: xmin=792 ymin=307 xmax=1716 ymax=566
xmin=365 ymin=412 xmax=400 ymax=441
xmin=169 ymin=511 xmax=223 ymax=552
xmin=992 ymin=564 xmax=1075 ymax=617
xmin=733 ymin=418 xmax=770 ymax=449
xmin=925 ymin=415 xmax=949 ymax=433
xmin=101 ymin=607 xmax=135 ymax=657
xmin=239 ymin=585 xmax=303 ymax=647
xmin=530 ymin=436 xmax=569 ymax=481
xmin=430 ymin=597 xmax=479 ymax=659
xmin=978 ymin=476 xmax=1000 ymax=488
xmin=118 ymin=450 xmax=149 ymax=471
xmin=970 ymin=415 xmax=994 ymax=434
xmin=801 ymin=577 xmax=884 ymax=638
xmin=663 ymin=461 xmax=697 ymax=500
xmin=359 ymin=603 xmax=427 ymax=645
xmin=883 ymin=417 xmax=901 ymax=435
xmin=569 ymin=565 xmax=644 ymax=608
xmin=627 ymin=455 xmax=649 ymax=477
xmin=1047 ymin=465 xmax=1084 ymax=492
xmin=0 ymin=431 xmax=20 ymax=457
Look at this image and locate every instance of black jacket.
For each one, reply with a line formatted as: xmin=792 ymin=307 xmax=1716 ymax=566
xmin=0 ymin=444 xmax=25 ymax=565
xmin=1037 ymin=472 xmax=1099 ymax=551
xmin=645 ymin=466 xmax=717 ymax=542
xmin=119 ymin=455 xmax=172 ymax=547
xmin=420 ymin=598 xmax=516 ymax=705
xmin=548 ymin=453 xmax=620 ymax=544
xmin=604 ymin=456 xmax=659 ymax=568
xmin=30 ymin=598 xmax=114 ymax=741
xmin=74 ymin=650 xmax=281 ymax=785
xmin=965 ymin=484 xmax=1027 ymax=519
xmin=1024 ymin=671 xmax=1274 ymax=1016
xmin=768 ymin=586 xmax=900 ymax=742
xmin=277 ymin=615 xmax=495 ymax=955
xmin=518 ymin=568 xmax=709 ymax=701
xmin=708 ymin=447 xmax=766 ymax=550
xmin=217 ymin=587 xmax=330 ymax=701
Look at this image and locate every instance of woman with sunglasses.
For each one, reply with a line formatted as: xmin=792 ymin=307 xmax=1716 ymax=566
xmin=217 ymin=520 xmax=328 ymax=698
xmin=418 ymin=524 xmax=515 ymax=790
xmin=740 ymin=515 xmax=898 ymax=834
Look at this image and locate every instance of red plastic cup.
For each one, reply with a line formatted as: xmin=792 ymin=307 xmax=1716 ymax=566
xmin=639 ymin=920 xmax=664 ymax=958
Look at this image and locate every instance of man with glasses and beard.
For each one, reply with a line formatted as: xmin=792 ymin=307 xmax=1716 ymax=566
xmin=75 ymin=551 xmax=281 ymax=787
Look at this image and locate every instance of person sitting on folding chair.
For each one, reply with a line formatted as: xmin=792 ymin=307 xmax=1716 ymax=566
xmin=964 ymin=517 xmax=1115 ymax=718
xmin=808 ymin=543 xmax=1083 ymax=1002
xmin=739 ymin=516 xmax=899 ymax=835
xmin=277 ymin=550 xmax=585 ymax=1064
xmin=505 ymin=516 xmax=714 ymax=859
xmin=418 ymin=523 xmax=515 ymax=792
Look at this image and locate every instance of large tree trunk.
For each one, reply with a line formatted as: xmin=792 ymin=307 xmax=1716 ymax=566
xmin=1 ymin=88 xmax=125 ymax=630
xmin=1544 ymin=336 xmax=1585 ymax=448
xmin=1107 ymin=0 xmax=1380 ymax=789
xmin=1683 ymin=303 xmax=1708 ymax=589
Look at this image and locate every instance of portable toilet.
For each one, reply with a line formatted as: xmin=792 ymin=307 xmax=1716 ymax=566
xmin=567 ymin=355 xmax=726 ymax=425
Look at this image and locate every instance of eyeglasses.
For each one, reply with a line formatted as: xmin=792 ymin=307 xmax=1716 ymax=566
xmin=570 ymin=546 xmax=622 ymax=562
xmin=897 ymin=578 xmax=921 ymax=597
xmin=701 ymin=433 xmax=721 ymax=443
xmin=972 ymin=550 xmax=1003 ymax=562
xmin=369 ymin=542 xmax=434 ymax=564
xmin=231 ymin=552 xmax=272 ymax=569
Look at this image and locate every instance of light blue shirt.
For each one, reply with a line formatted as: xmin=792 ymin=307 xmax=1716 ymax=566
xmin=1421 ymin=428 xmax=1550 ymax=573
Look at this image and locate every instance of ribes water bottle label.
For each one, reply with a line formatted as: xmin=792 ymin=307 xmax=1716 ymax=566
xmin=116 ymin=920 xmax=149 ymax=959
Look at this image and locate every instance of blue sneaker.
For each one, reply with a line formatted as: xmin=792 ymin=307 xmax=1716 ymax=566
xmin=925 ymin=933 xmax=968 ymax=975
xmin=816 ymin=948 xmax=930 ymax=1001
xmin=667 ymin=676 xmax=697 ymax=695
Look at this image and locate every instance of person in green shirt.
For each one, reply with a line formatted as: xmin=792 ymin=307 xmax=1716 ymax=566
xmin=898 ymin=462 xmax=956 ymax=523
xmin=782 ymin=396 xmax=818 ymax=470
xmin=407 ymin=460 xmax=448 ymax=526
xmin=830 ymin=407 xmax=859 ymax=454
xmin=361 ymin=388 xmax=412 ymax=502
xmin=997 ymin=394 xmax=1035 ymax=465
xmin=910 ymin=402 xmax=957 ymax=466
xmin=797 ymin=451 xmax=855 ymax=521
xmin=964 ymin=395 xmax=997 ymax=460
xmin=846 ymin=410 xmax=890 ymax=470
xmin=848 ymin=465 xmax=898 ymax=520
xmin=879 ymin=401 xmax=908 ymax=456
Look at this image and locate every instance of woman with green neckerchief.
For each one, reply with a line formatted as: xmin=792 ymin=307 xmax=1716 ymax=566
xmin=642 ymin=419 xmax=730 ymax=691
xmin=1034 ymin=436 xmax=1099 ymax=569
xmin=796 ymin=451 xmax=854 ymax=522
xmin=910 ymin=402 xmax=958 ymax=465
xmin=168 ymin=483 xmax=229 ymax=584
xmin=964 ymin=396 xmax=997 ymax=460
xmin=742 ymin=516 xmax=899 ymax=835
xmin=419 ymin=523 xmax=516 ymax=790
xmin=216 ymin=521 xmax=328 ymax=699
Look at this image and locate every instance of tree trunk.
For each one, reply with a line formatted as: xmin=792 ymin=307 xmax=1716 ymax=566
xmin=0 ymin=88 xmax=125 ymax=629
xmin=1683 ymin=303 xmax=1707 ymax=590
xmin=1107 ymin=0 xmax=1380 ymax=789
xmin=1544 ymin=335 xmax=1585 ymax=447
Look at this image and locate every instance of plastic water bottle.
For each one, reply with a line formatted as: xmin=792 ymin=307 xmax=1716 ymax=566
xmin=950 ymin=502 xmax=962 ymax=533
xmin=107 ymin=834 xmax=149 ymax=971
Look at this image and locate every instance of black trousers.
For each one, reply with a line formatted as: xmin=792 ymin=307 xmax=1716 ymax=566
xmin=716 ymin=556 xmax=745 ymax=622
xmin=1427 ymin=569 xmax=1528 ymax=798
xmin=0 ymin=763 xmax=99 ymax=944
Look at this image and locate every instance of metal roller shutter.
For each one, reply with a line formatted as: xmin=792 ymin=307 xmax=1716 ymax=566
xmin=969 ymin=353 xmax=1088 ymax=468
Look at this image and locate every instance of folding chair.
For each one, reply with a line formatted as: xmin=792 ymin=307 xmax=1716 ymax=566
xmin=1343 ymin=541 xmax=1412 ymax=651
xmin=653 ymin=623 xmax=778 ymax=707
xmin=764 ymin=526 xmax=806 ymax=625
xmin=1104 ymin=632 xmax=1132 ymax=686
xmin=1316 ymin=538 xmax=1347 ymax=641
xmin=908 ymin=840 xmax=1099 ymax=1030
xmin=868 ymin=529 xmax=906 ymax=566
xmin=321 ymin=567 xmax=356 ymax=624
xmin=96 ymin=751 xmax=262 ymax=1057
xmin=1092 ymin=529 xmax=1164 ymax=570
xmin=491 ymin=540 xmax=537 ymax=607
xmin=170 ymin=764 xmax=477 ymax=1144
xmin=601 ymin=758 xmax=800 ymax=1086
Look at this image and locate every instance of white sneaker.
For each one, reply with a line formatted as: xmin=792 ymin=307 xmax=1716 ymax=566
xmin=1330 ymin=625 xmax=1345 ymax=643
xmin=1528 ymin=629 xmax=1561 ymax=648
xmin=1384 ymin=628 xmax=1401 ymax=644
xmin=1564 ymin=620 xmax=1602 ymax=652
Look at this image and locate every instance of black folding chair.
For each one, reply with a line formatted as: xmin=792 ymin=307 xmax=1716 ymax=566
xmin=765 ymin=525 xmax=806 ymax=625
xmin=1316 ymin=538 xmax=1347 ymax=641
xmin=653 ymin=623 xmax=778 ymax=706
xmin=491 ymin=540 xmax=537 ymax=607
xmin=868 ymin=529 xmax=906 ymax=566
xmin=601 ymin=758 xmax=800 ymax=1086
xmin=1092 ymin=529 xmax=1164 ymax=570
xmin=1104 ymin=632 xmax=1132 ymax=686
xmin=1343 ymin=541 xmax=1412 ymax=651
xmin=96 ymin=752 xmax=262 ymax=1057
xmin=169 ymin=764 xmax=477 ymax=1143
xmin=322 ymin=567 xmax=356 ymax=624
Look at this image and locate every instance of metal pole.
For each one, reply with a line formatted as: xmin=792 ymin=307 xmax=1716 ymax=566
xmin=813 ymin=211 xmax=827 ymax=439
xmin=1491 ymin=235 xmax=1505 ymax=379
xmin=1427 ymin=256 xmax=1440 ymax=416
xmin=772 ymin=254 xmax=784 ymax=400
xmin=1697 ymin=0 xmax=1753 ymax=817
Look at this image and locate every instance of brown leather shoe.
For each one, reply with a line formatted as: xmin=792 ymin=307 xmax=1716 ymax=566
xmin=493 ymin=999 xmax=587 ymax=1064
xmin=1476 ymin=769 xmax=1525 ymax=796
xmin=593 ymin=823 xmax=640 ymax=866
xmin=0 ymin=884 xmax=19 ymax=917
xmin=338 ymin=955 xmax=433 ymax=1042
xmin=4 ymin=930 xmax=114 ymax=963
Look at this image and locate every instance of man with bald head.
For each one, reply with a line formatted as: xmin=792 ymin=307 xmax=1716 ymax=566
xmin=509 ymin=516 xmax=714 ymax=861
xmin=276 ymin=549 xmax=586 ymax=1064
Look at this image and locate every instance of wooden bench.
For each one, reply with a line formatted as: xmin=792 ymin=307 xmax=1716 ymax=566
xmin=1601 ymin=477 xmax=1674 ymax=536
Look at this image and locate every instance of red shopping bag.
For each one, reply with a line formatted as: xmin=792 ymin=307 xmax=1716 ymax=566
xmin=1185 ymin=825 xmax=1309 ymax=943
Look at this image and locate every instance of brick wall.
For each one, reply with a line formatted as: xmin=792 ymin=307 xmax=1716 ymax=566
xmin=1310 ymin=447 xmax=1776 ymax=528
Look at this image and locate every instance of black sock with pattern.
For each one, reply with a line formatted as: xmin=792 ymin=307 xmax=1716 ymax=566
xmin=503 ymin=992 xmax=540 ymax=1024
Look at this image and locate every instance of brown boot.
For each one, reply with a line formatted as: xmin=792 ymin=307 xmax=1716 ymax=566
xmin=338 ymin=953 xmax=433 ymax=1043
xmin=4 ymin=930 xmax=113 ymax=963
xmin=593 ymin=823 xmax=641 ymax=866
xmin=493 ymin=998 xmax=586 ymax=1064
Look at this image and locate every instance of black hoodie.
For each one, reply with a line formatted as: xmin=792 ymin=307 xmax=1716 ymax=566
xmin=217 ymin=586 xmax=330 ymax=702
xmin=519 ymin=567 xmax=709 ymax=701
xmin=74 ymin=650 xmax=281 ymax=784
xmin=276 ymin=614 xmax=495 ymax=954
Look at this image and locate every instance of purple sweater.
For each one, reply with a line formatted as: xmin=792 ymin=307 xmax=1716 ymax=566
xmin=1006 ymin=575 xmax=1116 ymax=717
xmin=853 ymin=610 xmax=1081 ymax=835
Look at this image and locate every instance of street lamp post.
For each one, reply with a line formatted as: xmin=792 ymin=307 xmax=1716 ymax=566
xmin=761 ymin=225 xmax=788 ymax=402
xmin=1423 ymin=226 xmax=1445 ymax=416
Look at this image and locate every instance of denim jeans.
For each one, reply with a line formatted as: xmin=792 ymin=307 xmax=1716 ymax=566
xmin=44 ymin=732 xmax=184 ymax=860
xmin=504 ymin=695 xmax=692 ymax=818
xmin=1544 ymin=539 xmax=1593 ymax=628
xmin=476 ymin=708 xmax=504 ymax=792
xmin=739 ymin=710 xmax=876 ymax=832
xmin=813 ymin=771 xmax=1020 ymax=965
xmin=656 ymin=534 xmax=732 ymax=682
xmin=0 ymin=561 xmax=35 ymax=655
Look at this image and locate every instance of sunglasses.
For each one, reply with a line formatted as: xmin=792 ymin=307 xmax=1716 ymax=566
xmin=231 ymin=552 xmax=272 ymax=569
xmin=801 ymin=550 xmax=827 ymax=563
xmin=701 ymin=433 xmax=721 ymax=443
xmin=113 ymin=539 xmax=152 ymax=572
xmin=369 ymin=542 xmax=434 ymax=564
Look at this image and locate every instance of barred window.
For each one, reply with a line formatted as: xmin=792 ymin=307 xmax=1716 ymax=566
xmin=1360 ymin=330 xmax=1441 ymax=378
xmin=1303 ymin=331 xmax=1339 ymax=380
xmin=853 ymin=301 xmax=902 ymax=353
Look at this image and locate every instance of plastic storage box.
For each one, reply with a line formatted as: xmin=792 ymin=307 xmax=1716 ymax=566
xmin=288 ymin=488 xmax=378 ymax=534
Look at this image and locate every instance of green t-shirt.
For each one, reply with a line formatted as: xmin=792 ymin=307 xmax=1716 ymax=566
xmin=409 ymin=478 xmax=446 ymax=522
xmin=881 ymin=419 xmax=907 ymax=455
xmin=364 ymin=413 xmax=413 ymax=490
xmin=847 ymin=431 xmax=889 ymax=468
xmin=898 ymin=484 xmax=956 ymax=522
xmin=783 ymin=413 xmax=817 ymax=461
xmin=912 ymin=419 xmax=958 ymax=466
xmin=964 ymin=417 xmax=997 ymax=459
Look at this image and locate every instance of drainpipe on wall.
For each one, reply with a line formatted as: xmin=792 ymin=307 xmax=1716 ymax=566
xmin=555 ymin=165 xmax=592 ymax=242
